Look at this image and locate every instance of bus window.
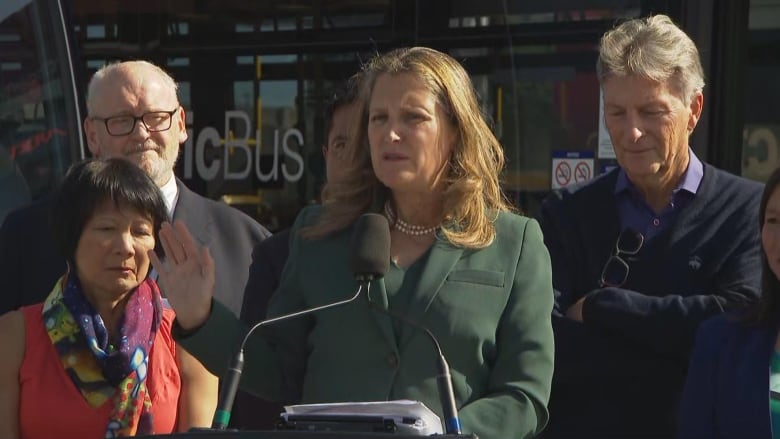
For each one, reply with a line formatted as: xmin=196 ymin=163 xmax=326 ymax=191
xmin=0 ymin=0 xmax=83 ymax=223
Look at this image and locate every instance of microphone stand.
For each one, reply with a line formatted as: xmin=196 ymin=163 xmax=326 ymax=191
xmin=366 ymin=301 xmax=463 ymax=435
xmin=211 ymin=282 xmax=370 ymax=429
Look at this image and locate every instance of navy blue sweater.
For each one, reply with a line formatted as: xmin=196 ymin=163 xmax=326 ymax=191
xmin=538 ymin=164 xmax=762 ymax=438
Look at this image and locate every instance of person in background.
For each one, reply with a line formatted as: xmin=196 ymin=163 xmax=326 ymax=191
xmin=0 ymin=60 xmax=270 ymax=317
xmin=538 ymin=14 xmax=763 ymax=438
xmin=233 ymin=73 xmax=363 ymax=430
xmin=239 ymin=72 xmax=363 ymax=340
xmin=0 ymin=158 xmax=217 ymax=438
xmin=154 ymin=46 xmax=554 ymax=439
xmin=678 ymin=166 xmax=780 ymax=439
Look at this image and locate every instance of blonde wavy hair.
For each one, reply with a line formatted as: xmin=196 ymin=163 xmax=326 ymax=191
xmin=597 ymin=14 xmax=705 ymax=102
xmin=302 ymin=47 xmax=511 ymax=249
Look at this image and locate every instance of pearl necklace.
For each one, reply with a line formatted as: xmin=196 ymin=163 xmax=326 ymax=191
xmin=384 ymin=201 xmax=438 ymax=236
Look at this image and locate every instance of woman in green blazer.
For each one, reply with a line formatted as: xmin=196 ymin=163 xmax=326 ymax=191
xmin=154 ymin=47 xmax=555 ymax=439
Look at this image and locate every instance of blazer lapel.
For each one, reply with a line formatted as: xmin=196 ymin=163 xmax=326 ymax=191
xmin=399 ymin=236 xmax=463 ymax=347
xmin=171 ymin=179 xmax=211 ymax=248
xmin=367 ymin=277 xmax=398 ymax=352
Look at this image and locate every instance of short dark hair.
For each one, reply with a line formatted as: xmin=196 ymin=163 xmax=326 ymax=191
xmin=323 ymin=72 xmax=362 ymax=142
xmin=51 ymin=158 xmax=170 ymax=267
xmin=741 ymin=166 xmax=780 ymax=327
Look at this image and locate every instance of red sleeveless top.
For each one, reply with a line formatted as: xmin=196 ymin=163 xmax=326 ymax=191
xmin=19 ymin=303 xmax=181 ymax=438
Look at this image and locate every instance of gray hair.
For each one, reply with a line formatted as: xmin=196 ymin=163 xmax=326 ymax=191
xmin=86 ymin=60 xmax=179 ymax=114
xmin=597 ymin=14 xmax=705 ymax=102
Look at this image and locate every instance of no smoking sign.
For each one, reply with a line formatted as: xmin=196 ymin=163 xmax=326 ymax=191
xmin=551 ymin=150 xmax=595 ymax=189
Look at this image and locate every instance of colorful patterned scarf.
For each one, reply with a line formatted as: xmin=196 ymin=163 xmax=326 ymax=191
xmin=42 ymin=272 xmax=162 ymax=437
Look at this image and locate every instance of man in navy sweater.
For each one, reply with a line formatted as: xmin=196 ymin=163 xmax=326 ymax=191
xmin=538 ymin=15 xmax=763 ymax=438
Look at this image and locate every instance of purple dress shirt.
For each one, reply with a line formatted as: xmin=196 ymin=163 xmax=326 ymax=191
xmin=615 ymin=149 xmax=704 ymax=242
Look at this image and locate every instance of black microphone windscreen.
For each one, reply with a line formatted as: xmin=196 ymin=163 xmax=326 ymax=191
xmin=351 ymin=213 xmax=390 ymax=281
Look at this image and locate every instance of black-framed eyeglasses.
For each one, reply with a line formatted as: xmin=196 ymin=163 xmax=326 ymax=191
xmin=92 ymin=108 xmax=180 ymax=136
xmin=599 ymin=228 xmax=644 ymax=288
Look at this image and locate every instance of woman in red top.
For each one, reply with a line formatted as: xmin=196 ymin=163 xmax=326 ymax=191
xmin=0 ymin=158 xmax=217 ymax=438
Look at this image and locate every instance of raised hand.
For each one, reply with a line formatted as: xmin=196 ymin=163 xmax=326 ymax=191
xmin=149 ymin=220 xmax=215 ymax=330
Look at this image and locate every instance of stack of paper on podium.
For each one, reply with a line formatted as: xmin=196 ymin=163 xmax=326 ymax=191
xmin=277 ymin=400 xmax=443 ymax=435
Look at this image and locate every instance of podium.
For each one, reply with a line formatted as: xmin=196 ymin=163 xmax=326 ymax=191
xmin=137 ymin=431 xmax=477 ymax=439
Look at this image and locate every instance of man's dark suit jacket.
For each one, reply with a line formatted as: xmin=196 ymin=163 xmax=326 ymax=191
xmin=232 ymin=228 xmax=291 ymax=430
xmin=239 ymin=228 xmax=291 ymax=325
xmin=0 ymin=179 xmax=270 ymax=316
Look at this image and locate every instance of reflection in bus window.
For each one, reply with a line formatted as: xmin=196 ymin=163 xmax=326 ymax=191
xmin=0 ymin=0 xmax=82 ymax=222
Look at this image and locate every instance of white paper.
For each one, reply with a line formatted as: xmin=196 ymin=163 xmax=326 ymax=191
xmin=283 ymin=399 xmax=443 ymax=435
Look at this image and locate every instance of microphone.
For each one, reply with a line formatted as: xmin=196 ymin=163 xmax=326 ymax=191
xmin=211 ymin=213 xmax=391 ymax=429
xmin=366 ymin=301 xmax=463 ymax=435
xmin=351 ymin=213 xmax=391 ymax=283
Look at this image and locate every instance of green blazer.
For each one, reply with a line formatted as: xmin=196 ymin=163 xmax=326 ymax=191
xmin=179 ymin=206 xmax=554 ymax=439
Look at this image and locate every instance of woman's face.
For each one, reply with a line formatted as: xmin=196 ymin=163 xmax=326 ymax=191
xmin=74 ymin=199 xmax=155 ymax=301
xmin=367 ymin=72 xmax=457 ymax=196
xmin=762 ymin=186 xmax=780 ymax=280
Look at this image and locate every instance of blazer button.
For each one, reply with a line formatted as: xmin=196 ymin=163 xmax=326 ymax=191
xmin=386 ymin=353 xmax=399 ymax=368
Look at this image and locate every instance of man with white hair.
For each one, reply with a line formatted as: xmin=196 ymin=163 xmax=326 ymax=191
xmin=0 ymin=60 xmax=270 ymax=316
xmin=538 ymin=15 xmax=762 ymax=438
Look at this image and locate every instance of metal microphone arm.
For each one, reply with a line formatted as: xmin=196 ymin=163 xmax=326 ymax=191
xmin=366 ymin=300 xmax=463 ymax=434
xmin=211 ymin=282 xmax=369 ymax=430
xmin=240 ymin=282 xmax=367 ymax=352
